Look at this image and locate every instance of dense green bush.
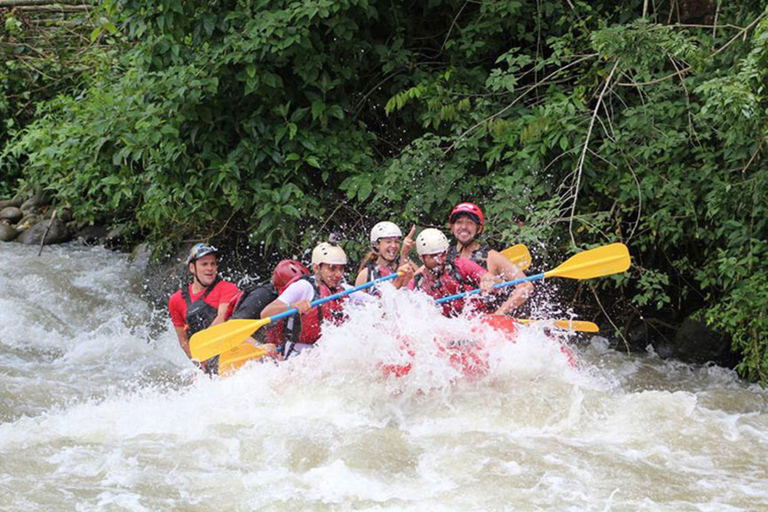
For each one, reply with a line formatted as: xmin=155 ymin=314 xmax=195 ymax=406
xmin=2 ymin=0 xmax=767 ymax=382
xmin=1 ymin=6 xmax=98 ymax=196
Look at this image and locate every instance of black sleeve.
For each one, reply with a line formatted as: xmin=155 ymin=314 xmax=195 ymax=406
xmin=231 ymin=287 xmax=278 ymax=320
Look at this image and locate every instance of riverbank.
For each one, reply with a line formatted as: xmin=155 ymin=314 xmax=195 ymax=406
xmin=0 ymin=192 xmax=140 ymax=249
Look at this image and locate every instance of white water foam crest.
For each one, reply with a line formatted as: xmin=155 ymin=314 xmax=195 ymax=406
xmin=0 ymin=244 xmax=186 ymax=423
xmin=295 ymin=283 xmax=587 ymax=395
xmin=0 ymin=284 xmax=588 ymax=446
xmin=3 ymin=244 xmax=768 ymax=509
xmin=0 ymin=244 xmax=151 ymax=352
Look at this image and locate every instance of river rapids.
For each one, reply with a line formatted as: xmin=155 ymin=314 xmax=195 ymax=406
xmin=1 ymin=243 xmax=766 ymax=511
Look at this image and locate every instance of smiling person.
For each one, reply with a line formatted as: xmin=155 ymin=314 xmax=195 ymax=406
xmin=355 ymin=221 xmax=416 ymax=293
xmin=260 ymin=242 xmax=359 ymax=358
xmin=448 ymin=202 xmax=532 ymax=315
xmin=168 ymin=243 xmax=240 ymax=373
xmin=408 ymin=228 xmax=496 ymax=317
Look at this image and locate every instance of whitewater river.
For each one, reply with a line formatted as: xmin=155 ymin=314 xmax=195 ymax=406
xmin=1 ymin=242 xmax=766 ymax=511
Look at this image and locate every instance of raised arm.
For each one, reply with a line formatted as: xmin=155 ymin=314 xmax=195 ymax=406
xmin=487 ymin=249 xmax=533 ymax=315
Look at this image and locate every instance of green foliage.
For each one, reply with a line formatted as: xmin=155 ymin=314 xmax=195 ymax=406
xmin=704 ymin=255 xmax=768 ymax=383
xmin=633 ymin=268 xmax=671 ymax=310
xmin=0 ymin=6 xmax=99 ymax=196
xmin=3 ymin=0 xmax=768 ymax=383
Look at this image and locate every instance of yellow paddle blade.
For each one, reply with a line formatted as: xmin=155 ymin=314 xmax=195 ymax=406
xmin=218 ymin=343 xmax=269 ymax=377
xmin=190 ymin=318 xmax=270 ymax=362
xmin=544 ymin=243 xmax=630 ymax=280
xmin=500 ymin=244 xmax=531 ymax=270
xmin=518 ymin=319 xmax=599 ymax=333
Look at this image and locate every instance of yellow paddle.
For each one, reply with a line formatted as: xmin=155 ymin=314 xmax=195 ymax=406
xmin=437 ymin=243 xmax=631 ymax=304
xmin=217 ymin=343 xmax=269 ymax=376
xmin=500 ymin=244 xmax=531 ymax=270
xmin=190 ymin=319 xmax=264 ymax=362
xmin=517 ymin=319 xmax=600 ymax=333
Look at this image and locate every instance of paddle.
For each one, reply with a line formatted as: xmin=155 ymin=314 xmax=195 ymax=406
xmin=517 ymin=319 xmax=599 ymax=333
xmin=436 ymin=243 xmax=630 ymax=305
xmin=190 ymin=271 xmax=403 ymax=361
xmin=217 ymin=343 xmax=269 ymax=376
xmin=500 ymin=244 xmax=531 ymax=270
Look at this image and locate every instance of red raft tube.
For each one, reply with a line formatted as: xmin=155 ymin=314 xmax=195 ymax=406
xmin=383 ymin=316 xmax=576 ymax=379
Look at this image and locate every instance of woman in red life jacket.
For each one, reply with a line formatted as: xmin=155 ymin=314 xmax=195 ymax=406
xmin=168 ymin=243 xmax=240 ymax=373
xmin=448 ymin=202 xmax=532 ymax=315
xmin=355 ymin=221 xmax=416 ymax=293
xmin=407 ymin=228 xmax=496 ymax=317
xmin=229 ymin=259 xmax=310 ymax=359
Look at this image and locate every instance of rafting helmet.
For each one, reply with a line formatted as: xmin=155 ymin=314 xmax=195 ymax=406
xmin=370 ymin=221 xmax=402 ymax=245
xmin=186 ymin=243 xmax=218 ymax=265
xmin=416 ymin=228 xmax=450 ymax=256
xmin=449 ymin=202 xmax=485 ymax=230
xmin=272 ymin=259 xmax=310 ymax=293
xmin=311 ymin=242 xmax=348 ymax=265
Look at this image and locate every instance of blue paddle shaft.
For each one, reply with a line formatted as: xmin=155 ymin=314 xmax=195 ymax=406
xmin=435 ymin=272 xmax=545 ymax=304
xmin=268 ymin=271 xmax=401 ymax=322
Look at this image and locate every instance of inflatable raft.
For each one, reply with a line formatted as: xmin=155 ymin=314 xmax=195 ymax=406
xmin=382 ymin=316 xmax=576 ymax=379
xmin=215 ymin=316 xmax=576 ymax=378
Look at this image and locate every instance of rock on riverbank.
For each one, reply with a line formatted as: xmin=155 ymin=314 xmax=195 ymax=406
xmin=0 ymin=193 xmax=73 ymax=246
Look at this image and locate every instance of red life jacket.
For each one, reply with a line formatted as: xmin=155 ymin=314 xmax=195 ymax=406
xmin=265 ymin=274 xmax=305 ymax=348
xmin=181 ymin=276 xmax=222 ymax=337
xmin=447 ymin=242 xmax=510 ymax=310
xmin=447 ymin=242 xmax=492 ymax=267
xmin=230 ymin=282 xmax=281 ymax=345
xmin=366 ymin=260 xmax=398 ymax=281
xmin=413 ymin=261 xmax=474 ymax=316
xmin=265 ymin=319 xmax=285 ymax=346
xmin=271 ymin=275 xmax=348 ymax=346
xmin=413 ymin=258 xmax=491 ymax=316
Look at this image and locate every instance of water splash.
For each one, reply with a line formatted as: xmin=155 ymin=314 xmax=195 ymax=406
xmin=1 ymin=243 xmax=767 ymax=510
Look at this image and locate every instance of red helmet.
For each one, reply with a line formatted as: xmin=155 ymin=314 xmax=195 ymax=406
xmin=449 ymin=202 xmax=484 ymax=226
xmin=272 ymin=259 xmax=310 ymax=293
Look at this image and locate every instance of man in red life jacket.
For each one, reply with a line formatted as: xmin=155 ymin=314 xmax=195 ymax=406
xmin=229 ymin=259 xmax=310 ymax=358
xmin=259 ymin=242 xmax=358 ymax=358
xmin=408 ymin=228 xmax=496 ymax=317
xmin=261 ymin=242 xmax=415 ymax=358
xmin=448 ymin=202 xmax=532 ymax=315
xmin=168 ymin=243 xmax=240 ymax=373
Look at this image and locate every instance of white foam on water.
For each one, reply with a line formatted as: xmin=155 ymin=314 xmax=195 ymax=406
xmin=1 ymin=244 xmax=768 ymax=510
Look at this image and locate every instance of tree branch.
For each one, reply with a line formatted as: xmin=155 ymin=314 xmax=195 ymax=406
xmin=448 ymin=54 xmax=598 ymax=152
xmin=0 ymin=0 xmax=80 ymax=6
xmin=568 ymin=59 xmax=620 ymax=246
xmin=440 ymin=0 xmax=471 ymax=53
xmin=617 ymin=12 xmax=767 ymax=88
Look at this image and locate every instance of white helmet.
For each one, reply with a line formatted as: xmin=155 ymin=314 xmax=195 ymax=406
xmin=311 ymin=242 xmax=348 ymax=265
xmin=370 ymin=221 xmax=402 ymax=244
xmin=416 ymin=228 xmax=450 ymax=256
